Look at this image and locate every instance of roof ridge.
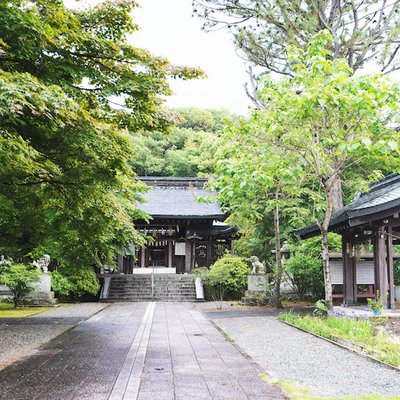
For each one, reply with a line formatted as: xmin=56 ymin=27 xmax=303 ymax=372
xmin=368 ymin=173 xmax=400 ymax=193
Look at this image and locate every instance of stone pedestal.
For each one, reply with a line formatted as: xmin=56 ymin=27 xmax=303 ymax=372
xmin=30 ymin=273 xmax=56 ymax=304
xmin=241 ymin=274 xmax=269 ymax=305
xmin=247 ymin=274 xmax=268 ymax=291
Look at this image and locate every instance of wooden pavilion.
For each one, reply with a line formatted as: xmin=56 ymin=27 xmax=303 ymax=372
xmin=118 ymin=177 xmax=237 ymax=274
xmin=296 ymin=174 xmax=400 ymax=309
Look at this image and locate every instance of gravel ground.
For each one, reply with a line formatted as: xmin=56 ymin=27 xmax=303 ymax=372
xmin=0 ymin=303 xmax=109 ymax=371
xmin=211 ymin=315 xmax=400 ymax=397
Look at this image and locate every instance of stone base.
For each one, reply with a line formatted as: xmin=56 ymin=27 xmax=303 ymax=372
xmin=0 ymin=274 xmax=57 ymax=305
xmin=241 ymin=291 xmax=269 ymax=306
xmin=247 ymin=274 xmax=268 ymax=291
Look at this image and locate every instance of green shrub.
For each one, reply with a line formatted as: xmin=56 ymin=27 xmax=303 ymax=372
xmin=394 ymin=260 xmax=400 ymax=286
xmin=285 ymin=234 xmax=341 ymax=300
xmin=196 ymin=254 xmax=251 ymax=303
xmin=0 ymin=263 xmax=41 ymax=307
xmin=51 ymin=268 xmax=100 ymax=299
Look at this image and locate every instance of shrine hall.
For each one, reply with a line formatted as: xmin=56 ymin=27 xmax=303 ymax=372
xmin=117 ymin=177 xmax=237 ymax=274
xmin=296 ymin=174 xmax=400 ymax=309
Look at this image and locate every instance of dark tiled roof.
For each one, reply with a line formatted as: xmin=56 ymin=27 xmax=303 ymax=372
xmin=137 ymin=177 xmax=225 ymax=220
xmin=296 ymin=173 xmax=400 ymax=238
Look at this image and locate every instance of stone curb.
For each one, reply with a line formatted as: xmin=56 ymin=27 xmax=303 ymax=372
xmin=279 ymin=319 xmax=400 ymax=374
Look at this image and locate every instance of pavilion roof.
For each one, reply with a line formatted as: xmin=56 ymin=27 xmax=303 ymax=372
xmin=295 ymin=173 xmax=400 ymax=239
xmin=137 ymin=177 xmax=226 ymax=220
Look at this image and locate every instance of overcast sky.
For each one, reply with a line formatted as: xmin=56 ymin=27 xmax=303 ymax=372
xmin=131 ymin=0 xmax=251 ymax=114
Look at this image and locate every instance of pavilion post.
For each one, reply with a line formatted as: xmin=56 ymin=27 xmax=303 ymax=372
xmin=117 ymin=254 xmax=124 ymax=273
xmin=140 ymin=247 xmax=146 ymax=268
xmin=387 ymin=226 xmax=396 ymax=309
xmin=342 ymin=235 xmax=357 ymax=306
xmin=373 ymin=226 xmax=388 ymax=307
xmin=185 ymin=239 xmax=192 ymax=273
xmin=168 ymin=239 xmax=173 ymax=268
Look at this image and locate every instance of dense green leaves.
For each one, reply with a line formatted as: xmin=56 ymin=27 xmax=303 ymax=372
xmin=0 ymin=0 xmax=202 ymax=294
xmin=131 ymin=108 xmax=229 ymax=177
xmin=0 ymin=263 xmax=41 ymax=307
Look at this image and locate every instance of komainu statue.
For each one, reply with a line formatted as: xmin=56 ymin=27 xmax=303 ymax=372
xmin=250 ymin=256 xmax=265 ymax=275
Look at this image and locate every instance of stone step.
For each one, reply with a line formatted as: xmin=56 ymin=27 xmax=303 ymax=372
xmin=106 ymin=274 xmax=197 ymax=302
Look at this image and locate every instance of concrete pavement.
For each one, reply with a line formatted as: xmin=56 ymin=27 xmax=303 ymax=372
xmin=0 ymin=302 xmax=285 ymax=400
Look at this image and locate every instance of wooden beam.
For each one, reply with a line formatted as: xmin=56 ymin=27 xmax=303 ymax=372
xmin=185 ymin=239 xmax=192 ymax=273
xmin=168 ymin=239 xmax=173 ymax=268
xmin=373 ymin=226 xmax=388 ymax=308
xmin=140 ymin=247 xmax=146 ymax=268
xmin=387 ymin=226 xmax=396 ymax=309
xmin=342 ymin=236 xmax=357 ymax=306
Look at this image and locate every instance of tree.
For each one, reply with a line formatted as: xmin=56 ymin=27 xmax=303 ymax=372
xmin=130 ymin=108 xmax=229 ymax=177
xmin=0 ymin=0 xmax=202 ymax=290
xmin=0 ymin=263 xmax=41 ymax=308
xmin=250 ymin=31 xmax=400 ymax=307
xmin=210 ymin=118 xmax=307 ymax=307
xmin=194 ymin=0 xmax=400 ymax=77
xmin=195 ymin=0 xmax=400 ymax=211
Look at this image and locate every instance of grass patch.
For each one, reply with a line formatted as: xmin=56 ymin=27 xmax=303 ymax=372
xmin=0 ymin=301 xmax=53 ymax=318
xmin=279 ymin=311 xmax=400 ymax=368
xmin=260 ymin=374 xmax=400 ymax=400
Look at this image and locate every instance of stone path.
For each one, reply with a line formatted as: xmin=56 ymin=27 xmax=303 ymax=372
xmin=0 ymin=303 xmax=108 ymax=371
xmin=0 ymin=303 xmax=285 ymax=400
xmin=210 ymin=314 xmax=400 ymax=398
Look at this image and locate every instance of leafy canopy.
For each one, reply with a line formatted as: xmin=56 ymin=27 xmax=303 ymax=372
xmin=0 ymin=0 xmax=202 ymax=291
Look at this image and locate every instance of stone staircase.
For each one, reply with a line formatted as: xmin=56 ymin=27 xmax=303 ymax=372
xmin=105 ymin=274 xmax=197 ymax=302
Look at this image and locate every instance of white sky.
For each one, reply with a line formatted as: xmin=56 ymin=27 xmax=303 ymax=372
xmin=130 ymin=0 xmax=251 ymax=114
xmin=131 ymin=0 xmax=250 ymax=113
xmin=65 ymin=0 xmax=251 ymax=114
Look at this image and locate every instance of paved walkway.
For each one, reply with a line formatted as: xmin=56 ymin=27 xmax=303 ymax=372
xmin=0 ymin=303 xmax=108 ymax=371
xmin=0 ymin=303 xmax=284 ymax=400
xmin=210 ymin=314 xmax=400 ymax=398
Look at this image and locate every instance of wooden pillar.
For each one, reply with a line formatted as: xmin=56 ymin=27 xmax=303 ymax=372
xmin=185 ymin=239 xmax=192 ymax=273
xmin=342 ymin=236 xmax=357 ymax=306
xmin=140 ymin=247 xmax=146 ymax=268
xmin=117 ymin=254 xmax=124 ymax=273
xmin=374 ymin=226 xmax=388 ymax=307
xmin=168 ymin=239 xmax=173 ymax=268
xmin=387 ymin=226 xmax=396 ymax=309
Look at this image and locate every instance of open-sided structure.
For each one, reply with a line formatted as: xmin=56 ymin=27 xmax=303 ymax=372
xmin=296 ymin=174 xmax=400 ymax=309
xmin=118 ymin=177 xmax=237 ymax=274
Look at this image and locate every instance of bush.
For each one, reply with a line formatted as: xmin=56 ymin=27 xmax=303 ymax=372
xmin=394 ymin=260 xmax=400 ymax=286
xmin=51 ymin=268 xmax=100 ymax=300
xmin=284 ymin=234 xmax=341 ymax=300
xmin=0 ymin=263 xmax=41 ymax=307
xmin=196 ymin=254 xmax=251 ymax=304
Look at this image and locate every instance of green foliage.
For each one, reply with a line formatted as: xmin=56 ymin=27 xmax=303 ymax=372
xmin=394 ymin=260 xmax=400 ymax=286
xmin=50 ymin=271 xmax=72 ymax=297
xmin=313 ymin=299 xmax=328 ymax=316
xmin=196 ymin=254 xmax=251 ymax=302
xmin=279 ymin=312 xmax=400 ymax=368
xmin=175 ymin=108 xmax=231 ymax=133
xmin=0 ymin=0 xmax=202 ymax=286
xmin=0 ymin=263 xmax=41 ymax=307
xmin=130 ymin=108 xmax=232 ymax=177
xmin=367 ymin=293 xmax=384 ymax=314
xmin=285 ymin=235 xmax=341 ymax=300
xmin=53 ymin=267 xmax=100 ymax=298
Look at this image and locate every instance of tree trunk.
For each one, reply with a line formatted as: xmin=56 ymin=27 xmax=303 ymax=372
xmin=321 ymin=185 xmax=334 ymax=309
xmin=321 ymin=227 xmax=333 ymax=309
xmin=273 ymin=198 xmax=283 ymax=309
xmin=331 ymin=162 xmax=343 ymax=212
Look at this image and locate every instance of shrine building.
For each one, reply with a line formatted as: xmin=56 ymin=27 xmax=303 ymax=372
xmin=296 ymin=174 xmax=400 ymax=309
xmin=117 ymin=177 xmax=237 ymax=274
